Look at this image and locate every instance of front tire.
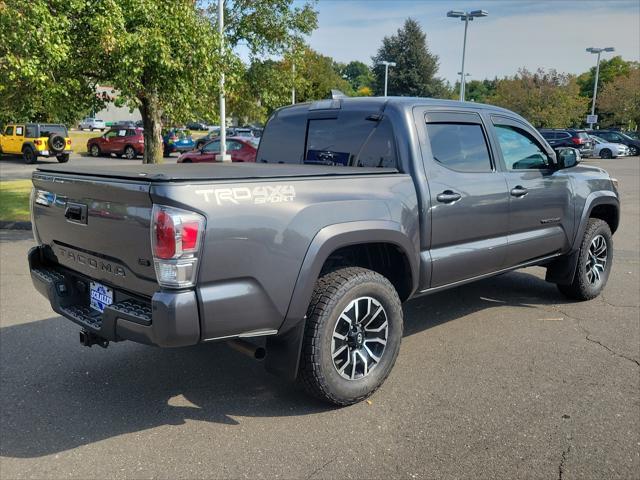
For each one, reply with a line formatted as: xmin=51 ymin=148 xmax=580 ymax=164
xmin=599 ymin=149 xmax=612 ymax=159
xmin=557 ymin=218 xmax=613 ymax=301
xmin=629 ymin=146 xmax=638 ymax=156
xmin=298 ymin=267 xmax=403 ymax=406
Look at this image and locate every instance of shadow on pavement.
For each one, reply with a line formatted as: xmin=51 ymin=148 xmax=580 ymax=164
xmin=0 ymin=270 xmax=568 ymax=458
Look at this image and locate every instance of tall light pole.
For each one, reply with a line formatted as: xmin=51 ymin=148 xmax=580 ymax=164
xmin=586 ymin=46 xmax=615 ymax=129
xmin=217 ymin=0 xmax=230 ymax=162
xmin=447 ymin=9 xmax=488 ymax=102
xmin=291 ymin=61 xmax=296 ymax=105
xmin=377 ymin=60 xmax=396 ymax=97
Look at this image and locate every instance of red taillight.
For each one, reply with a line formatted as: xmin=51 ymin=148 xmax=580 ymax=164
xmin=66 ymin=139 xmax=71 ymax=145
xmin=151 ymin=205 xmax=205 ymax=288
xmin=181 ymin=221 xmax=200 ymax=251
xmin=572 ymin=137 xmax=584 ymax=145
xmin=153 ymin=210 xmax=176 ymax=259
xmin=34 ymin=140 xmax=42 ymax=146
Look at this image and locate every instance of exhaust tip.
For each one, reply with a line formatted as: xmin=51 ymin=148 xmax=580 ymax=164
xmin=227 ymin=339 xmax=267 ymax=361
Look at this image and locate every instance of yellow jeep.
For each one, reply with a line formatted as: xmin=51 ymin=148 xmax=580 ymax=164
xmin=0 ymin=123 xmax=72 ymax=164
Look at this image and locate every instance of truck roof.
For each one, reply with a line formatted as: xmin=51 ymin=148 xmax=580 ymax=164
xmin=35 ymin=162 xmax=398 ymax=182
xmin=284 ymin=96 xmax=522 ymax=118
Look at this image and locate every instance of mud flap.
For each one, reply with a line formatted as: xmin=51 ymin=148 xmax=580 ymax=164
xmin=545 ymin=251 xmax=579 ymax=285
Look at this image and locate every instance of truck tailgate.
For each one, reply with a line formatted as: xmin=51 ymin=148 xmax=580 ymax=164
xmin=32 ymin=171 xmax=157 ymax=297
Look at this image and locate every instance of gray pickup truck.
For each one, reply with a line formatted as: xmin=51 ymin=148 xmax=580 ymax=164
xmin=28 ymin=97 xmax=620 ymax=405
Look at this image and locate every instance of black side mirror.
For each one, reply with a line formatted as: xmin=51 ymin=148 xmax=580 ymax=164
xmin=555 ymin=147 xmax=580 ymax=169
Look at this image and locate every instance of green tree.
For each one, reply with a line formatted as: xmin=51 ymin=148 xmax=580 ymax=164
xmin=0 ymin=0 xmax=318 ymax=163
xmin=489 ymin=68 xmax=587 ymax=128
xmin=292 ymin=48 xmax=353 ymax=102
xmin=337 ymin=61 xmax=374 ymax=92
xmin=229 ymin=59 xmax=292 ymax=124
xmin=451 ymin=78 xmax=498 ymax=103
xmin=597 ymin=67 xmax=640 ymax=129
xmin=371 ymin=18 xmax=445 ymax=97
xmin=577 ymin=56 xmax=639 ymax=98
xmin=0 ymin=0 xmax=99 ymax=126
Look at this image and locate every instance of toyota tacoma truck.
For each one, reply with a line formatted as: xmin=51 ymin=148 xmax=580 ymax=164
xmin=28 ymin=97 xmax=620 ymax=405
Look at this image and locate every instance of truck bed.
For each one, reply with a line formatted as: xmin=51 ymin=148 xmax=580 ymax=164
xmin=36 ymin=163 xmax=398 ymax=182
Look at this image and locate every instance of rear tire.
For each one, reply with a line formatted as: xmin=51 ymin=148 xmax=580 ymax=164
xmin=56 ymin=153 xmax=70 ymax=163
xmin=599 ymin=149 xmax=612 ymax=159
xmin=298 ymin=267 xmax=403 ymax=406
xmin=22 ymin=146 xmax=36 ymax=164
xmin=123 ymin=146 xmax=136 ymax=159
xmin=557 ymin=218 xmax=612 ymax=301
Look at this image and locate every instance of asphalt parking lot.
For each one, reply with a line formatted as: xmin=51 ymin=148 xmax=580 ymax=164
xmin=0 ymin=157 xmax=638 ymax=479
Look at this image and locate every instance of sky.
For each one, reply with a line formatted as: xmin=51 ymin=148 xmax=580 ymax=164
xmin=298 ymin=0 xmax=640 ymax=84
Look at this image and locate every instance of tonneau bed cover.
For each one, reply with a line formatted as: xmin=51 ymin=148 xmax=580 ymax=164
xmin=35 ymin=163 xmax=399 ymax=182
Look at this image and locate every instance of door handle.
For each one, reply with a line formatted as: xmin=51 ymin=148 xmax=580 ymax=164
xmin=510 ymin=186 xmax=529 ymax=197
xmin=436 ymin=190 xmax=462 ymax=203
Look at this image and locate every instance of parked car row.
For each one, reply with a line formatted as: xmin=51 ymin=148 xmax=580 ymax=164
xmin=539 ymin=128 xmax=640 ymax=159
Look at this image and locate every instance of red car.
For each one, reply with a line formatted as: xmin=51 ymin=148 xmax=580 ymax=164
xmin=177 ymin=137 xmax=258 ymax=163
xmin=87 ymin=127 xmax=145 ymax=159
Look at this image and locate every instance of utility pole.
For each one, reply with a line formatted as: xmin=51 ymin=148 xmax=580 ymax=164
xmin=217 ymin=0 xmax=230 ymax=162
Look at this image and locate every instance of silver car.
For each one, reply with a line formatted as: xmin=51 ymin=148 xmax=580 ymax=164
xmin=591 ymin=135 xmax=630 ymax=159
xmin=78 ymin=117 xmax=106 ymax=131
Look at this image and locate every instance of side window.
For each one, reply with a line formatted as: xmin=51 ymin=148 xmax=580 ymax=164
xmin=15 ymin=126 xmax=24 ymax=136
xmin=227 ymin=141 xmax=243 ymax=151
xmin=425 ymin=123 xmax=493 ymax=173
xmin=541 ymin=132 xmax=556 ymax=140
xmin=5 ymin=126 xmax=14 ymax=136
xmin=203 ymin=140 xmax=220 ymax=152
xmin=126 ymin=129 xmax=136 ymax=137
xmin=599 ymin=132 xmax=615 ymax=142
xmin=355 ymin=117 xmax=398 ymax=168
xmin=494 ymin=125 xmax=552 ymax=170
xmin=25 ymin=125 xmax=37 ymax=138
xmin=105 ymin=130 xmax=118 ymax=138
xmin=117 ymin=129 xmax=127 ymax=137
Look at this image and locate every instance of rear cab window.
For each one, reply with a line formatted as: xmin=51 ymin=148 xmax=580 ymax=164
xmin=257 ymin=104 xmax=398 ymax=169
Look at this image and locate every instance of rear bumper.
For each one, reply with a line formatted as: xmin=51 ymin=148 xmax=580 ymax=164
xmin=28 ymin=246 xmax=200 ymax=347
xmin=36 ymin=150 xmax=73 ymax=157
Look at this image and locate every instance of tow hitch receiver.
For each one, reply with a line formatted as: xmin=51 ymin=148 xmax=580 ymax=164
xmin=79 ymin=330 xmax=109 ymax=348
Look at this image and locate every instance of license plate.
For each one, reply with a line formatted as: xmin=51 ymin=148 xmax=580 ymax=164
xmin=90 ymin=281 xmax=113 ymax=313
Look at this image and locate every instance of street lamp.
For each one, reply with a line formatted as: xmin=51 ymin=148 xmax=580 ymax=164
xmin=447 ymin=9 xmax=488 ymax=101
xmin=586 ymin=46 xmax=615 ymax=129
xmin=216 ymin=0 xmax=230 ymax=162
xmin=377 ymin=60 xmax=396 ymax=97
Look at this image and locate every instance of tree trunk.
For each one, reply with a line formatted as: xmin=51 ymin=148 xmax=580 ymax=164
xmin=139 ymin=93 xmax=163 ymax=164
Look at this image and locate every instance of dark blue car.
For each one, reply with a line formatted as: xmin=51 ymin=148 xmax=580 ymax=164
xmin=163 ymin=129 xmax=196 ymax=157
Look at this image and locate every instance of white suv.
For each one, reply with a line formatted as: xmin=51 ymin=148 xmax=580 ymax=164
xmin=78 ymin=118 xmax=106 ymax=131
